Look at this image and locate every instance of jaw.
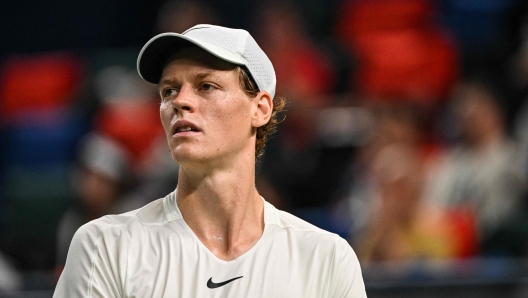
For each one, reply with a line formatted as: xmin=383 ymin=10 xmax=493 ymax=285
xmin=172 ymin=138 xmax=256 ymax=174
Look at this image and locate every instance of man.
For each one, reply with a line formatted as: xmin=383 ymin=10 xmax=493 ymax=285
xmin=54 ymin=24 xmax=367 ymax=297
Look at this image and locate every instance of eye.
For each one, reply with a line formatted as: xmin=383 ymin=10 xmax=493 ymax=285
xmin=200 ymin=83 xmax=215 ymax=91
xmin=162 ymin=88 xmax=178 ymax=99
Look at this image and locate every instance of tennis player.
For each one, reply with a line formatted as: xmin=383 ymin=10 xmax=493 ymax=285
xmin=53 ymin=24 xmax=367 ymax=297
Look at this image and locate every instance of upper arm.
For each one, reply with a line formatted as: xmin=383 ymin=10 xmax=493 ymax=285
xmin=330 ymin=238 xmax=367 ymax=298
xmin=53 ymin=219 xmax=126 ymax=298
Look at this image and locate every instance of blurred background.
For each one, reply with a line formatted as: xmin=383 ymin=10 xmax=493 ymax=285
xmin=1 ymin=0 xmax=528 ymax=297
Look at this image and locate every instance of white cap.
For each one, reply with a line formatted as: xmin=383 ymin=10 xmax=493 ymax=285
xmin=137 ymin=24 xmax=276 ymax=98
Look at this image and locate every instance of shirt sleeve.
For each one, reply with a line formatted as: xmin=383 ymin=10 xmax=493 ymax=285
xmin=53 ymin=217 xmax=127 ymax=298
xmin=331 ymin=238 xmax=368 ymax=298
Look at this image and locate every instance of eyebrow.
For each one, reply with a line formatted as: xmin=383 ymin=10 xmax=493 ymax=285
xmin=158 ymin=70 xmax=216 ymax=89
xmin=194 ymin=70 xmax=215 ymax=80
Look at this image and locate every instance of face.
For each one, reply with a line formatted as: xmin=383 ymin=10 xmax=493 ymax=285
xmin=79 ymin=168 xmax=119 ymax=216
xmin=158 ymin=48 xmax=262 ymax=168
xmin=455 ymin=84 xmax=502 ymax=143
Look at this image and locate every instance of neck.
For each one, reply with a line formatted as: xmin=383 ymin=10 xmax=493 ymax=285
xmin=175 ymin=156 xmax=265 ymax=261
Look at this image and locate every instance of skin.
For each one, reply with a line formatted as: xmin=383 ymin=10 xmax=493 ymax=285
xmin=158 ymin=47 xmax=273 ymax=261
xmin=79 ymin=168 xmax=120 ymax=220
xmin=456 ymin=84 xmax=504 ymax=150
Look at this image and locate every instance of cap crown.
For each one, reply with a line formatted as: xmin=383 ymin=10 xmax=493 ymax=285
xmin=182 ymin=25 xmax=276 ymax=98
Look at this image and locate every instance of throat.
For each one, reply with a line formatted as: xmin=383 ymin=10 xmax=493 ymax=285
xmin=200 ymin=228 xmax=264 ymax=261
xmin=181 ymin=199 xmax=266 ymax=261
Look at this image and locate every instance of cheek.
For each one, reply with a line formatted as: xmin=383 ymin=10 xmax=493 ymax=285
xmin=159 ymin=104 xmax=172 ymax=133
xmin=213 ymin=104 xmax=251 ymax=137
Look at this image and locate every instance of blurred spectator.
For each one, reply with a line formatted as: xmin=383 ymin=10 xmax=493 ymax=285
xmin=356 ymin=144 xmax=461 ymax=262
xmin=426 ymin=78 xmax=525 ymax=250
xmin=357 ymin=102 xmax=426 ymax=165
xmin=92 ymin=65 xmax=163 ymax=168
xmin=55 ymin=133 xmax=137 ymax=276
xmin=335 ymin=101 xmax=482 ymax=260
xmin=339 ymin=103 xmax=450 ymax=247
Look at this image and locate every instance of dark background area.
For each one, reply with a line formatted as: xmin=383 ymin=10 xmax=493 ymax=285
xmin=0 ymin=0 xmax=266 ymax=59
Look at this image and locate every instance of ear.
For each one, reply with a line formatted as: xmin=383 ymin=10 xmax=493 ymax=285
xmin=251 ymin=91 xmax=273 ymax=128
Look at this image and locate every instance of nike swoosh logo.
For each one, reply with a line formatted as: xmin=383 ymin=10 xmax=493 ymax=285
xmin=207 ymin=276 xmax=243 ymax=289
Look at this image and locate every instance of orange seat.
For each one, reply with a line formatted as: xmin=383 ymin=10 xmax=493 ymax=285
xmin=335 ymin=0 xmax=458 ymax=103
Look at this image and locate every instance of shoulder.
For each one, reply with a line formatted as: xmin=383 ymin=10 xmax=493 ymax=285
xmin=265 ymin=203 xmax=367 ymax=297
xmin=266 ymin=202 xmax=361 ymax=269
xmin=73 ymin=198 xmax=167 ymax=245
xmin=271 ymin=205 xmax=338 ymax=237
xmin=54 ymin=198 xmax=168 ymax=296
xmin=266 ymin=202 xmax=349 ymax=251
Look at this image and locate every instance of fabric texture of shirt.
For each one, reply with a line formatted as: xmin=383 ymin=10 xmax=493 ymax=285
xmin=53 ymin=192 xmax=367 ymax=298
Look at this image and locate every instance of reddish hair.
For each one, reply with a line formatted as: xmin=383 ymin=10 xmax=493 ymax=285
xmin=236 ymin=67 xmax=286 ymax=161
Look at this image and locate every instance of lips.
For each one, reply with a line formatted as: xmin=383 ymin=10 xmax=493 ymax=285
xmin=172 ymin=120 xmax=200 ymax=135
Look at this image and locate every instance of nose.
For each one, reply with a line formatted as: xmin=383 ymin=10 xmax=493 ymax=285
xmin=171 ymin=85 xmax=195 ymax=115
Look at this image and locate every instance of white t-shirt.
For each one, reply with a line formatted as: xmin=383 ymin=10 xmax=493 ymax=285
xmin=53 ymin=192 xmax=367 ymax=298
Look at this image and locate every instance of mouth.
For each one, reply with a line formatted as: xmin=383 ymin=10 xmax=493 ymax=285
xmin=172 ymin=120 xmax=200 ymax=136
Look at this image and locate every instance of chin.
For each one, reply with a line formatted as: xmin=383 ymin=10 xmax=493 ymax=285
xmin=171 ymin=149 xmax=194 ymax=163
xmin=171 ymin=147 xmax=208 ymax=164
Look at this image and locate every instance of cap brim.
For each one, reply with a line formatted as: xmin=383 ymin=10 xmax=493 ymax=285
xmin=137 ymin=33 xmax=246 ymax=84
